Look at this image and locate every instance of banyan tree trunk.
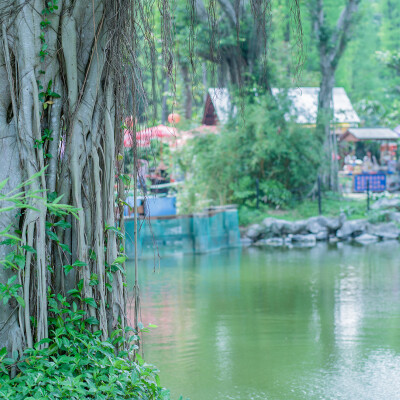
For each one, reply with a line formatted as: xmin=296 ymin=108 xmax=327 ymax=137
xmin=0 ymin=0 xmax=135 ymax=353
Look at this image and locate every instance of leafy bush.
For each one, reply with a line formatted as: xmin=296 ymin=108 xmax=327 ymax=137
xmin=259 ymin=180 xmax=292 ymax=207
xmin=174 ymin=92 xmax=321 ymax=212
xmin=0 ymin=294 xmax=168 ymax=400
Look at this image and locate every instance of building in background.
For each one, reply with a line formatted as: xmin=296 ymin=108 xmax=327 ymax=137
xmin=202 ymin=88 xmax=236 ymax=126
xmin=271 ymin=87 xmax=360 ymax=135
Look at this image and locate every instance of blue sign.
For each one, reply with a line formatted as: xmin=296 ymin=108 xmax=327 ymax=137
xmin=354 ymin=174 xmax=386 ymax=192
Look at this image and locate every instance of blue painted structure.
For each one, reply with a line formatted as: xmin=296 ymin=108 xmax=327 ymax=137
xmin=124 ymin=196 xmax=177 ymax=217
xmin=125 ymin=208 xmax=241 ymax=259
xmin=354 ymin=174 xmax=386 ymax=192
xmin=145 ymin=197 xmax=177 ymax=216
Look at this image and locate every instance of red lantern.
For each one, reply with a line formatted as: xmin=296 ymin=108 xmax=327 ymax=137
xmin=168 ymin=113 xmax=181 ymax=124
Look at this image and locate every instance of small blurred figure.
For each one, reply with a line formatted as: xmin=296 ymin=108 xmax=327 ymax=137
xmin=138 ymin=159 xmax=149 ymax=194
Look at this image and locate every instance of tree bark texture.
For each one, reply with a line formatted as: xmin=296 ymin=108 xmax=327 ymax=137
xmin=0 ymin=0 xmax=146 ymax=353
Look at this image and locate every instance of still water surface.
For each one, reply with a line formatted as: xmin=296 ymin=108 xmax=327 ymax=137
xmin=128 ymin=242 xmax=400 ymax=400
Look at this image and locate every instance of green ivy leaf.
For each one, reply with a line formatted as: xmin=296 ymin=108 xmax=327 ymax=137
xmin=13 ymin=254 xmax=25 ymax=269
xmin=89 ymin=250 xmax=97 ymax=260
xmin=83 ymin=298 xmax=97 ymax=309
xmin=72 ymin=260 xmax=86 ymax=267
xmin=89 ymin=273 xmax=99 ymax=286
xmin=105 ymin=283 xmax=112 ymax=292
xmin=21 ymin=245 xmax=37 ymax=254
xmin=59 ymin=243 xmax=72 ymax=255
xmin=49 ymin=91 xmax=61 ymax=98
xmin=7 ymin=275 xmax=17 ymax=285
xmin=63 ymin=265 xmax=74 ymax=275
xmin=46 ymin=230 xmax=59 ymax=242
xmin=112 ymin=256 xmax=127 ymax=265
xmin=0 ymin=347 xmax=7 ymax=358
xmin=85 ymin=317 xmax=99 ymax=325
xmin=16 ymin=296 xmax=25 ymax=307
xmin=112 ymin=263 xmax=126 ymax=275
xmin=38 ymin=338 xmax=52 ymax=345
xmin=54 ymin=220 xmax=71 ymax=230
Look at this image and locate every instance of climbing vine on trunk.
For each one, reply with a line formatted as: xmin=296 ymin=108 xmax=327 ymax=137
xmin=0 ymin=0 xmax=175 ymax=355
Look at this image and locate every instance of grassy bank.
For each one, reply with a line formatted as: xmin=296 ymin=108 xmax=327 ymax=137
xmin=239 ymin=192 xmax=376 ymax=226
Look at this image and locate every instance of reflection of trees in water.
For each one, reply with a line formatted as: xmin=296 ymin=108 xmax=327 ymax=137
xmin=128 ymin=243 xmax=400 ymax=399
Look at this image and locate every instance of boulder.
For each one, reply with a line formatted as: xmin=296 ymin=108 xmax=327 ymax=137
xmin=254 ymin=238 xmax=284 ymax=247
xmin=305 ymin=214 xmax=346 ymax=232
xmin=325 ymin=213 xmax=346 ymax=232
xmin=246 ymin=224 xmax=265 ymax=241
xmin=262 ymin=217 xmax=278 ymax=232
xmin=291 ymin=234 xmax=317 ymax=247
xmin=371 ymin=197 xmax=400 ymax=211
xmin=271 ymin=219 xmax=287 ymax=235
xmin=262 ymin=218 xmax=300 ymax=235
xmin=306 ymin=217 xmax=326 ymax=234
xmin=240 ymin=237 xmax=253 ymax=247
xmin=316 ymin=229 xmax=329 ymax=241
xmin=265 ymin=238 xmax=284 ymax=247
xmin=280 ymin=220 xmax=296 ymax=235
xmin=354 ymin=233 xmax=379 ymax=245
xmin=388 ymin=212 xmax=400 ymax=224
xmin=336 ymin=219 xmax=369 ymax=239
xmin=284 ymin=236 xmax=293 ymax=245
xmin=367 ymin=222 xmax=400 ymax=240
xmin=292 ymin=220 xmax=308 ymax=234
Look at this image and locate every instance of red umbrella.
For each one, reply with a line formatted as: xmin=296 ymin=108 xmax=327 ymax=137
xmin=124 ymin=123 xmax=177 ymax=148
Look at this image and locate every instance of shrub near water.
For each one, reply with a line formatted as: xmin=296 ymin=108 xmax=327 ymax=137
xmin=174 ymin=93 xmax=321 ymax=214
xmin=0 ymin=294 xmax=168 ymax=400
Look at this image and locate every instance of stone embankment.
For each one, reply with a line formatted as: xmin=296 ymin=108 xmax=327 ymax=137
xmin=242 ymin=211 xmax=400 ymax=248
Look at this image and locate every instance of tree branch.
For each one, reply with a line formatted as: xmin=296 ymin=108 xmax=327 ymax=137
xmin=330 ymin=0 xmax=360 ymax=66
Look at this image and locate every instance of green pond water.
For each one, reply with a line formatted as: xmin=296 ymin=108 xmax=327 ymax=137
xmin=127 ymin=242 xmax=400 ymax=400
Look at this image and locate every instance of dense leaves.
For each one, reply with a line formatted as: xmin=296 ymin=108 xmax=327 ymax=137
xmin=0 ymin=296 xmax=168 ymax=400
xmin=175 ymin=93 xmax=321 ymax=213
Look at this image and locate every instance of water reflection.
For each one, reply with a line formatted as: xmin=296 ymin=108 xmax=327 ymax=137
xmin=127 ymin=243 xmax=400 ymax=400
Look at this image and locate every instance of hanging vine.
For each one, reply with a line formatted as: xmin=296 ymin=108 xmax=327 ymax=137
xmin=0 ymin=0 xmax=175 ymax=356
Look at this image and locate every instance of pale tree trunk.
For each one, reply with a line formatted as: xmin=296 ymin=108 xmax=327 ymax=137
xmin=317 ymin=63 xmax=336 ymax=189
xmin=0 ymin=56 xmax=24 ymax=354
xmin=311 ymin=0 xmax=361 ymax=191
xmin=0 ymin=0 xmax=159 ymax=353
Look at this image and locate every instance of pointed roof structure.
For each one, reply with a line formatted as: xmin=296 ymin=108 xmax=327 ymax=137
xmin=341 ymin=128 xmax=398 ymax=142
xmin=202 ymin=88 xmax=236 ymax=125
xmin=271 ymin=87 xmax=360 ymax=125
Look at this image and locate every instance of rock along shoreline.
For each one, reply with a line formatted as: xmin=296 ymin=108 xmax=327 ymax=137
xmin=241 ymin=212 xmax=400 ymax=248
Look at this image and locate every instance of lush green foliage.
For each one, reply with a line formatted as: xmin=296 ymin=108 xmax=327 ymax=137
xmin=272 ymin=0 xmax=400 ymax=127
xmin=158 ymin=0 xmax=400 ymax=130
xmin=175 ymin=93 xmax=321 ymax=213
xmin=0 ymin=296 xmax=167 ymax=400
xmin=0 ymin=176 xmax=168 ymax=400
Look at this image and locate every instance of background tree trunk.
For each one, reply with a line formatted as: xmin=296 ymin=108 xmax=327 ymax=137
xmin=311 ymin=0 xmax=361 ymax=191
